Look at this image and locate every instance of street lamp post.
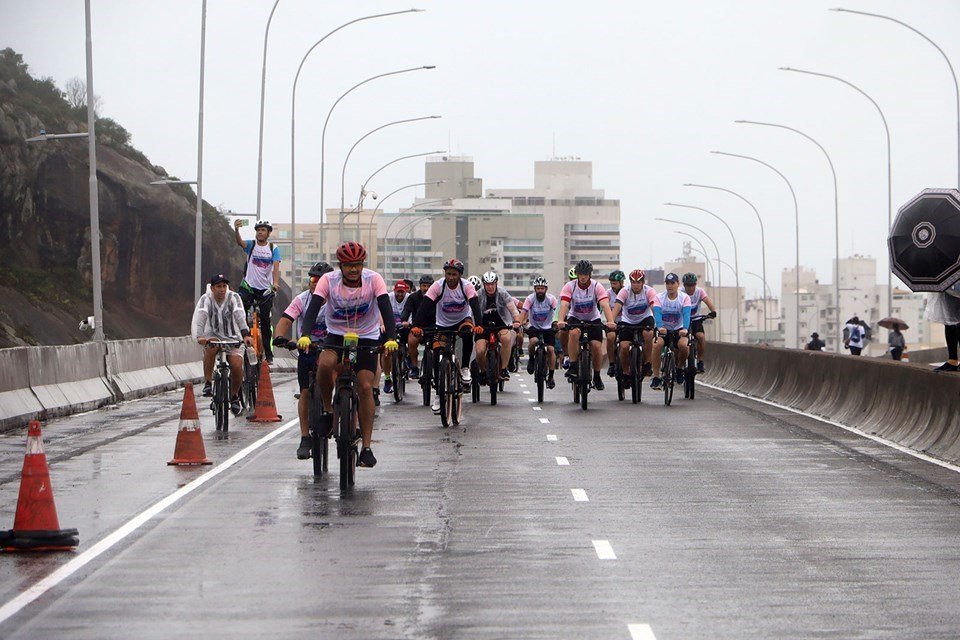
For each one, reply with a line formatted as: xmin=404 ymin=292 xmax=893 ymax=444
xmin=683 ymin=182 xmax=768 ymax=337
xmin=673 ymin=231 xmax=716 ymax=285
xmin=832 ymin=7 xmax=959 ymax=186
xmin=84 ymin=0 xmax=103 ymax=341
xmin=194 ymin=0 xmax=207 ymax=301
xmin=319 ymin=65 xmax=435 ymax=260
xmin=338 ymin=116 xmax=441 ymax=243
xmin=655 ymin=216 xmax=724 ymax=341
xmin=712 ymin=151 xmax=802 ymax=348
xmin=780 ymin=66 xmax=892 ymax=324
xmin=255 ymin=0 xmax=281 ymax=218
xmin=381 ymin=200 xmax=447 ymax=280
xmin=665 ymin=202 xmax=742 ymax=343
xmin=732 ymin=120 xmax=840 ymax=351
xmin=289 ymin=10 xmax=424 ymax=281
xmin=369 ymin=181 xmax=445 ymax=256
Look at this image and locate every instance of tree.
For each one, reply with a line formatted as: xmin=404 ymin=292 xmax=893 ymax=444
xmin=64 ymin=76 xmax=102 ymax=116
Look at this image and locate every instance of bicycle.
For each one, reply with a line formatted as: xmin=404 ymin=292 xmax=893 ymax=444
xmin=284 ymin=341 xmax=328 ymax=478
xmin=529 ymin=329 xmax=551 ymax=404
xmin=241 ymin=294 xmax=272 ymax=415
xmin=657 ymin=330 xmax=678 ymax=406
xmin=684 ymin=315 xmax=712 ymax=400
xmin=207 ymin=339 xmax=241 ymax=433
xmin=390 ymin=337 xmax=408 ymax=403
xmin=617 ymin=323 xmax=646 ymax=405
xmin=563 ymin=319 xmax=599 ymax=411
xmin=420 ymin=329 xmax=465 ymax=428
xmin=325 ymin=332 xmax=383 ymax=490
xmin=482 ymin=324 xmax=504 ymax=406
xmin=508 ymin=329 xmax=522 ymax=373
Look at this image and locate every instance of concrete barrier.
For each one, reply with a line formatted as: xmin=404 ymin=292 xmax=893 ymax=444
xmin=0 ymin=347 xmax=44 ymax=430
xmin=27 ymin=342 xmax=115 ymax=418
xmin=105 ymin=338 xmax=178 ymax=400
xmin=163 ymin=337 xmax=205 ymax=384
xmin=703 ymin=343 xmax=960 ymax=466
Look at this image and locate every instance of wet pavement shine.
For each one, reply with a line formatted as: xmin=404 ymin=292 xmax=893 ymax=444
xmin=2 ymin=370 xmax=960 ymax=639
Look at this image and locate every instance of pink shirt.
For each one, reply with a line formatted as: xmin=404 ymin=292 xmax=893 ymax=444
xmin=616 ymin=285 xmax=660 ymax=324
xmin=425 ymin=279 xmax=478 ymax=326
xmin=313 ymin=268 xmax=388 ymax=339
xmin=560 ymin=280 xmax=608 ymax=321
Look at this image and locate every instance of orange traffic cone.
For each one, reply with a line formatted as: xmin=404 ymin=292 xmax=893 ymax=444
xmin=168 ymin=384 xmax=213 ymax=465
xmin=0 ymin=421 xmax=79 ymax=552
xmin=902 ymin=348 xmax=910 ymax=363
xmin=247 ymin=363 xmax=282 ymax=422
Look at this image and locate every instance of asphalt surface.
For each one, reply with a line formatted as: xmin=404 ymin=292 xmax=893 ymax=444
xmin=2 ymin=366 xmax=960 ymax=639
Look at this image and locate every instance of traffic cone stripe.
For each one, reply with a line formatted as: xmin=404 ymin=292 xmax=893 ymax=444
xmin=168 ymin=384 xmax=213 ymax=466
xmin=247 ymin=363 xmax=282 ymax=422
xmin=1 ymin=421 xmax=79 ymax=552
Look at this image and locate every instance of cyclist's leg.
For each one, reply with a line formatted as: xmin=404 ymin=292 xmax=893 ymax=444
xmin=566 ymin=324 xmax=582 ymax=366
xmin=315 ymin=341 xmax=340 ymax=413
xmin=474 ymin=331 xmax=488 ymax=371
xmin=407 ymin=331 xmax=422 ymax=369
xmin=605 ymin=329 xmax=617 ymax=369
xmin=652 ymin=331 xmax=664 ymax=378
xmin=498 ymin=328 xmax=513 ymax=372
xmin=458 ymin=322 xmax=474 ymax=365
xmin=527 ymin=331 xmax=539 ymax=358
xmin=202 ymin=344 xmax=216 ymax=382
xmin=257 ymin=291 xmax=275 ymax=361
xmin=588 ymin=324 xmax=604 ymax=374
xmin=696 ymin=331 xmax=706 ymax=360
xmin=237 ymin=285 xmax=254 ymax=314
xmin=297 ymin=351 xmax=317 ymax=436
xmin=677 ymin=334 xmax=690 ymax=364
xmin=227 ymin=351 xmax=244 ymax=396
xmin=618 ymin=336 xmax=632 ymax=375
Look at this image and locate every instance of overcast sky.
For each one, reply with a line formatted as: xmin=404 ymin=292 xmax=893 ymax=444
xmin=4 ymin=0 xmax=959 ymax=296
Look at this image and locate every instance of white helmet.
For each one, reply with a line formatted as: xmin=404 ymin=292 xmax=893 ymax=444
xmin=468 ymin=275 xmax=482 ymax=289
xmin=481 ymin=271 xmax=499 ymax=284
xmin=254 ymin=219 xmax=272 ymax=231
xmin=531 ymin=276 xmax=548 ymax=288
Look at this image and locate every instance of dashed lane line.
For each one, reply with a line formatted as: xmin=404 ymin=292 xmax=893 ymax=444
xmin=555 ymin=456 xmax=569 ymax=466
xmin=532 ymin=406 xmax=542 ymax=411
xmin=539 ymin=418 xmax=550 ymax=424
xmin=571 ymin=489 xmax=589 ymax=502
xmin=0 ymin=417 xmax=300 ymax=625
xmin=592 ymin=540 xmax=617 ymax=560
xmin=546 ymin=435 xmax=557 ymax=441
xmin=628 ymin=623 xmax=657 ymax=640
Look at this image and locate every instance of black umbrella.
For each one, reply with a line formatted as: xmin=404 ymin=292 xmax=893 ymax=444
xmin=888 ymin=188 xmax=960 ymax=292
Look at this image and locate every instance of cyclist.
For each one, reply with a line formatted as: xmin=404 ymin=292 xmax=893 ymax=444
xmin=234 ymin=218 xmax=281 ymax=365
xmin=557 ymin=260 xmax=617 ymax=391
xmin=559 ymin=265 xmax=578 ymax=370
xmin=520 ymin=276 xmax=558 ymax=388
xmin=612 ymin=269 xmax=661 ymax=384
xmin=401 ymin=274 xmax=434 ymax=379
xmin=296 ymin=242 xmax=398 ymax=469
xmin=272 ymin=261 xmax=333 ymax=459
xmin=605 ymin=269 xmax=626 ymax=377
xmin=411 ymin=258 xmax=483 ymax=410
xmin=681 ymin=272 xmax=718 ymax=373
xmin=380 ymin=280 xmax=410 ymax=394
xmin=651 ymin=272 xmax=693 ymax=391
xmin=474 ymin=271 xmax=522 ymax=384
xmin=193 ymin=273 xmax=254 ymax=415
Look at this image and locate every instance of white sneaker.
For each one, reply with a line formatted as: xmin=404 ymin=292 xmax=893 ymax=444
xmin=460 ymin=366 xmax=472 ymax=383
xmin=431 ymin=398 xmax=441 ymax=413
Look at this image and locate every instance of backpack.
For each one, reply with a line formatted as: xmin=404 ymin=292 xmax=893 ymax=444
xmin=243 ymin=241 xmax=275 ymax=281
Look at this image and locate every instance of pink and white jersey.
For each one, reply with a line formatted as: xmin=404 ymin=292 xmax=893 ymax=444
xmin=284 ymin=290 xmax=328 ymax=342
xmin=560 ymin=280 xmax=608 ymax=321
xmin=685 ymin=286 xmax=709 ymax=316
xmin=523 ymin=293 xmax=558 ymax=330
xmin=426 ymin=279 xmax=478 ymax=327
xmin=313 ymin=268 xmax=388 ymax=340
xmin=657 ymin=291 xmax=693 ymax=331
xmin=616 ymin=285 xmax=660 ymax=324
xmin=607 ymin=286 xmax=624 ymax=321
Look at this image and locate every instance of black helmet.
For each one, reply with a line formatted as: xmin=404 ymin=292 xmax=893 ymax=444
xmin=403 ymin=278 xmax=414 ymax=291
xmin=419 ymin=274 xmax=435 ymax=285
xmin=682 ymin=272 xmax=698 ymax=285
xmin=309 ymin=261 xmax=333 ymax=277
xmin=574 ymin=259 xmax=593 ymax=275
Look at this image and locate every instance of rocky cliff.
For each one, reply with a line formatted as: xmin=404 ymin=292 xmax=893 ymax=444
xmin=0 ymin=48 xmax=253 ymax=347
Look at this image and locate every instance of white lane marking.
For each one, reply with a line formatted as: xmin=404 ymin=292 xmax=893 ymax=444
xmin=532 ymin=407 xmax=542 ymax=411
xmin=592 ymin=539 xmax=617 ymax=559
xmin=628 ymin=623 xmax=657 ymax=640
xmin=546 ymin=434 xmax=557 ymax=441
xmin=522 ymin=390 xmax=530 ymax=395
xmin=527 ymin=398 xmax=536 ymax=402
xmin=519 ymin=383 xmax=527 ymax=388
xmin=571 ymin=488 xmax=589 ymax=502
xmin=0 ymin=417 xmax=299 ymax=624
xmin=539 ymin=418 xmax=550 ymax=424
xmin=555 ymin=456 xmax=569 ymax=465
xmin=699 ymin=381 xmax=960 ymax=475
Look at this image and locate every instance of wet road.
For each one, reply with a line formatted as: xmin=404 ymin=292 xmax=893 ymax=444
xmin=2 ymin=370 xmax=960 ymax=639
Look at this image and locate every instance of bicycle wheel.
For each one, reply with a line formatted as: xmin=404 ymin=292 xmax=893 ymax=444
xmin=470 ymin=361 xmax=480 ymax=403
xmin=664 ymin=352 xmax=675 ymax=406
xmin=579 ymin=346 xmax=590 ymax=411
xmin=535 ymin=346 xmax=545 ymax=403
xmin=335 ymin=390 xmax=355 ymax=490
xmin=307 ymin=385 xmax=326 ymax=478
xmin=438 ymin=357 xmax=452 ymax=428
xmin=487 ymin=347 xmax=498 ymax=406
xmin=246 ymin=360 xmax=260 ymax=413
xmin=421 ymin=348 xmax=433 ymax=407
xmin=615 ymin=351 xmax=625 ymax=402
xmin=686 ymin=346 xmax=696 ymax=400
xmin=392 ymin=352 xmax=404 ymax=403
xmin=215 ymin=371 xmax=230 ymax=432
xmin=451 ymin=366 xmax=463 ymax=426
xmin=630 ymin=345 xmax=641 ymax=405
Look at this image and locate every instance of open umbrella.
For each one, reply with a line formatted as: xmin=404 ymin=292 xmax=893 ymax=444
xmin=888 ymin=188 xmax=960 ymax=292
xmin=878 ymin=317 xmax=909 ymax=331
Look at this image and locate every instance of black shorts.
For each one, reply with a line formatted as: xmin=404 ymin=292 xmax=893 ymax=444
xmin=690 ymin=319 xmax=705 ymax=336
xmin=475 ymin=323 xmax=509 ymax=343
xmin=297 ymin=349 xmax=319 ymax=390
xmin=527 ymin=327 xmax=557 ymax=346
xmin=322 ymin=334 xmax=380 ymax=373
xmin=617 ymin=317 xmax=656 ymax=342
xmin=565 ymin=317 xmax=604 ymax=342
xmin=662 ymin=330 xmax=687 ymax=349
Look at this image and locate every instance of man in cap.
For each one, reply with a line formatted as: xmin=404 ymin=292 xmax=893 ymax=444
xmin=806 ymin=332 xmax=825 ymax=351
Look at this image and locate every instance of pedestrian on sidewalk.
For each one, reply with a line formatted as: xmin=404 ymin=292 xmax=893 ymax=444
xmin=888 ymin=325 xmax=906 ymax=361
xmin=843 ymin=316 xmax=866 ymax=356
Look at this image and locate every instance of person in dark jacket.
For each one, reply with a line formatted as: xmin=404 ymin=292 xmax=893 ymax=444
xmin=401 ymin=275 xmax=434 ymax=378
xmin=888 ymin=325 xmax=906 ymax=361
xmin=806 ymin=332 xmax=825 ymax=351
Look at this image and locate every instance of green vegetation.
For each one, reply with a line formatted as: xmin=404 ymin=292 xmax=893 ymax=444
xmin=0 ymin=266 xmax=90 ymax=309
